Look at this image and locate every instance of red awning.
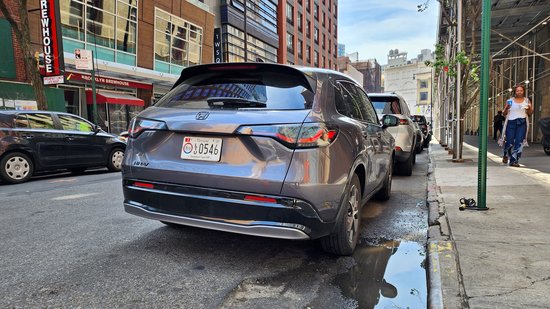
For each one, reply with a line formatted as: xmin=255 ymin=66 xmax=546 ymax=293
xmin=86 ymin=90 xmax=144 ymax=106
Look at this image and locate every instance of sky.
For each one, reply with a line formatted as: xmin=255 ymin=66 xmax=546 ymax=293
xmin=337 ymin=0 xmax=440 ymax=65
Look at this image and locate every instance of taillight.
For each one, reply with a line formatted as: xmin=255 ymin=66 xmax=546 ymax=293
xmin=128 ymin=118 xmax=167 ymax=138
xmin=399 ymin=119 xmax=409 ymax=125
xmin=237 ymin=123 xmax=338 ymax=149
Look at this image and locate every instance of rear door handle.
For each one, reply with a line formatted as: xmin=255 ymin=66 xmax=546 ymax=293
xmin=66 ymin=136 xmax=75 ymax=141
xmin=23 ymin=135 xmax=34 ymax=139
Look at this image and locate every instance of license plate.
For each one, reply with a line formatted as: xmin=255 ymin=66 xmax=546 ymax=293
xmin=181 ymin=137 xmax=223 ymax=162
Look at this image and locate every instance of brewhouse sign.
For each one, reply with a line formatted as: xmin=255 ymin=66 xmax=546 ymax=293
xmin=39 ymin=0 xmax=64 ymax=76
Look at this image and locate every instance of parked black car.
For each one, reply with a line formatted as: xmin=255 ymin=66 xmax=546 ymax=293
xmin=412 ymin=115 xmax=431 ymax=148
xmin=0 ymin=110 xmax=126 ymax=184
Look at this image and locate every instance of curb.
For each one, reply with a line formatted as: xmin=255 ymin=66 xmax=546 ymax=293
xmin=426 ymin=141 xmax=469 ymax=309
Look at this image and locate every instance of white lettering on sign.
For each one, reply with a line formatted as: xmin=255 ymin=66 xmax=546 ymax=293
xmin=40 ymin=0 xmax=62 ymax=75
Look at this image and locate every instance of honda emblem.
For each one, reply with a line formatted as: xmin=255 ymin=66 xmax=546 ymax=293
xmin=196 ymin=111 xmax=210 ymax=120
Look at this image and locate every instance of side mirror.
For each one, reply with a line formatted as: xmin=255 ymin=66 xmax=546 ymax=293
xmin=93 ymin=124 xmax=101 ymax=134
xmin=382 ymin=115 xmax=399 ymax=128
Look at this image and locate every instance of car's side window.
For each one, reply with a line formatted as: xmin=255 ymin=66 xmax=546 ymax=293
xmin=26 ymin=113 xmax=55 ymax=130
xmin=355 ymin=88 xmax=380 ymax=124
xmin=340 ymin=82 xmax=367 ymax=121
xmin=400 ymin=99 xmax=411 ymax=116
xmin=58 ymin=115 xmax=94 ymax=132
xmin=334 ymin=84 xmax=351 ymax=117
xmin=15 ymin=114 xmax=30 ymax=128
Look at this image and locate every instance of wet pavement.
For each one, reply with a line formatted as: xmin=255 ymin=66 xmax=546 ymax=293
xmin=1 ymin=151 xmax=429 ymax=308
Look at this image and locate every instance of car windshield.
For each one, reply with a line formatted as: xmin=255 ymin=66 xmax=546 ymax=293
xmin=156 ymin=80 xmax=315 ymax=110
xmin=370 ymin=96 xmax=402 ymax=115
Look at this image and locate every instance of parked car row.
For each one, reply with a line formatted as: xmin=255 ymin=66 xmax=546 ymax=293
xmin=0 ymin=111 xmax=126 ymax=184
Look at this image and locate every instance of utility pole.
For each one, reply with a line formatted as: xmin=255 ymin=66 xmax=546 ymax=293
xmin=453 ymin=0 xmax=463 ymax=161
xmin=477 ymin=0 xmax=491 ymax=209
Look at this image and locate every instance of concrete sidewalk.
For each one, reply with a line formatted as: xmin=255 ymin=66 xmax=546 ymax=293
xmin=427 ymin=135 xmax=550 ymax=308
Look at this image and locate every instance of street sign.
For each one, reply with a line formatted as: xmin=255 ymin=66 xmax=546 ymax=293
xmin=43 ymin=75 xmax=64 ymax=85
xmin=75 ymin=49 xmax=93 ymax=70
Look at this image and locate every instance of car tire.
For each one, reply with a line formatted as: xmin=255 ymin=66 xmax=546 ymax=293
xmin=107 ymin=148 xmax=124 ymax=172
xmin=375 ymin=158 xmax=393 ymax=201
xmin=544 ymin=146 xmax=550 ymax=156
xmin=321 ymin=174 xmax=362 ymax=256
xmin=397 ymin=150 xmax=414 ymax=176
xmin=0 ymin=152 xmax=34 ymax=184
xmin=69 ymin=168 xmax=87 ymax=175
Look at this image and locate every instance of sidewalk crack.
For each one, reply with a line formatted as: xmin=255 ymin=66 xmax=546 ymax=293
xmin=468 ymin=276 xmax=550 ymax=299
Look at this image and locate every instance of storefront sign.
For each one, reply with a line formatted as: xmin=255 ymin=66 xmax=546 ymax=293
xmin=74 ymin=49 xmax=93 ymax=70
xmin=43 ymin=75 xmax=64 ymax=85
xmin=39 ymin=0 xmax=64 ymax=76
xmin=214 ymin=28 xmax=223 ymax=63
xmin=65 ymin=72 xmax=153 ymax=90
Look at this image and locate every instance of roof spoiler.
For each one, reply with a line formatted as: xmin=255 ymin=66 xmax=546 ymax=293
xmin=171 ymin=62 xmax=316 ymax=92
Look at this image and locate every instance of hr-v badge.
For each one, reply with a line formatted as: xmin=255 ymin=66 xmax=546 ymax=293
xmin=196 ymin=112 xmax=209 ymax=120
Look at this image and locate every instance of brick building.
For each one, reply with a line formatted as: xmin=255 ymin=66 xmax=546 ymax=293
xmin=0 ymin=0 xmax=214 ymax=133
xmin=350 ymin=59 xmax=382 ymax=93
xmin=278 ymin=0 xmax=337 ymax=68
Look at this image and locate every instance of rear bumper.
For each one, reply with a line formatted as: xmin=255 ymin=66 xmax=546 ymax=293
xmin=395 ymin=149 xmax=412 ymax=162
xmin=123 ymin=179 xmax=335 ymax=240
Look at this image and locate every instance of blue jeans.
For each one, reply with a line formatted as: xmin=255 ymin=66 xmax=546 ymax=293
xmin=504 ymin=118 xmax=527 ymax=164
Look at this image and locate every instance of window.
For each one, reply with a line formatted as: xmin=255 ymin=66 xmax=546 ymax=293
xmin=306 ymin=45 xmax=311 ymax=63
xmin=154 ymin=8 xmax=203 ymax=74
xmin=355 ymin=88 xmax=379 ymax=124
xmin=306 ymin=0 xmax=310 ymax=12
xmin=420 ymin=91 xmax=429 ymax=101
xmin=306 ymin=21 xmax=311 ymax=38
xmin=60 ymin=0 xmax=137 ymax=65
xmin=297 ymin=12 xmax=303 ymax=31
xmin=420 ymin=80 xmax=428 ymax=88
xmin=286 ymin=3 xmax=294 ymax=24
xmin=322 ymin=12 xmax=325 ymax=26
xmin=297 ymin=39 xmax=303 ymax=58
xmin=223 ymin=25 xmax=278 ymax=63
xmin=314 ymin=27 xmax=319 ymax=43
xmin=26 ymin=114 xmax=55 ymax=130
xmin=286 ymin=32 xmax=294 ymax=53
xmin=58 ymin=114 xmax=94 ymax=132
xmin=15 ymin=114 xmax=29 ymax=128
xmin=314 ymin=4 xmax=318 ymax=18
xmin=314 ymin=51 xmax=318 ymax=67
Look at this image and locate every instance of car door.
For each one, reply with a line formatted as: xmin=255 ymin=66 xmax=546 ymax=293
xmin=55 ymin=113 xmax=107 ymax=166
xmin=355 ymin=88 xmax=391 ymax=185
xmin=23 ymin=112 xmax=68 ymax=168
xmin=338 ymin=82 xmax=378 ymax=194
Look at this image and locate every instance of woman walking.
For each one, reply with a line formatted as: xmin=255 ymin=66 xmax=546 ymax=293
xmin=502 ymin=85 xmax=533 ymax=167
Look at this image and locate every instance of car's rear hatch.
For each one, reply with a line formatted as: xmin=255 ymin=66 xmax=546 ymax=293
xmin=126 ymin=63 xmax=317 ymax=196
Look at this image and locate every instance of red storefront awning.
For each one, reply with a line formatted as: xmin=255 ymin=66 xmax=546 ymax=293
xmin=86 ymin=90 xmax=144 ymax=106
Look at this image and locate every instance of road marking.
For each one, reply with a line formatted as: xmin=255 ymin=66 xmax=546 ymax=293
xmin=48 ymin=178 xmax=77 ymax=183
xmin=52 ymin=193 xmax=100 ymax=201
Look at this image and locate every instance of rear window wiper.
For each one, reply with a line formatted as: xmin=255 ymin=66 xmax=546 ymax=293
xmin=206 ymin=97 xmax=267 ymax=108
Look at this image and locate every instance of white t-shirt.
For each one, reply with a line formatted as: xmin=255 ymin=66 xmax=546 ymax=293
xmin=507 ymin=98 xmax=529 ymax=120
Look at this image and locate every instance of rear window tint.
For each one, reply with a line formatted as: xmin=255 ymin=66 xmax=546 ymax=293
xmin=26 ymin=113 xmax=55 ymax=129
xmin=370 ymin=96 xmax=402 ymax=115
xmin=156 ymin=78 xmax=314 ymax=110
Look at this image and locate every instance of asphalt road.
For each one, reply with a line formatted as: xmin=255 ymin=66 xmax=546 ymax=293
xmin=0 ymin=151 xmax=429 ymax=308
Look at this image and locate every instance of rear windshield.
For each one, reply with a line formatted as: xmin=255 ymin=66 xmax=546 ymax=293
xmin=370 ymin=96 xmax=402 ymax=115
xmin=156 ymin=77 xmax=315 ymax=110
xmin=412 ymin=115 xmax=426 ymax=124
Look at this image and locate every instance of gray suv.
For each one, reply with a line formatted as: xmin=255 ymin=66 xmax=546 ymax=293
xmin=122 ymin=63 xmax=396 ymax=255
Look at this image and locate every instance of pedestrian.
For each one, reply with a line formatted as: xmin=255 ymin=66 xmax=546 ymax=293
xmin=502 ymin=85 xmax=533 ymax=167
xmin=493 ymin=110 xmax=505 ymax=140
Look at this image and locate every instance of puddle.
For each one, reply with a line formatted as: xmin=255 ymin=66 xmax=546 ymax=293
xmin=333 ymin=241 xmax=427 ymax=308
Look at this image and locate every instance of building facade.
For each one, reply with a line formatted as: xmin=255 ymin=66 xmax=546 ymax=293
xmin=383 ymin=49 xmax=433 ymax=118
xmin=0 ymin=0 xmax=215 ymax=133
xmin=277 ymin=0 xmax=337 ymax=68
xmin=337 ymin=56 xmax=363 ymax=86
xmin=218 ymin=0 xmax=279 ymax=63
xmin=350 ymin=59 xmax=382 ymax=93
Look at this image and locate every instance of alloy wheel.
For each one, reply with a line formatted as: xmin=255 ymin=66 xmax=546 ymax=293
xmin=111 ymin=150 xmax=124 ymax=170
xmin=346 ymin=184 xmax=360 ymax=244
